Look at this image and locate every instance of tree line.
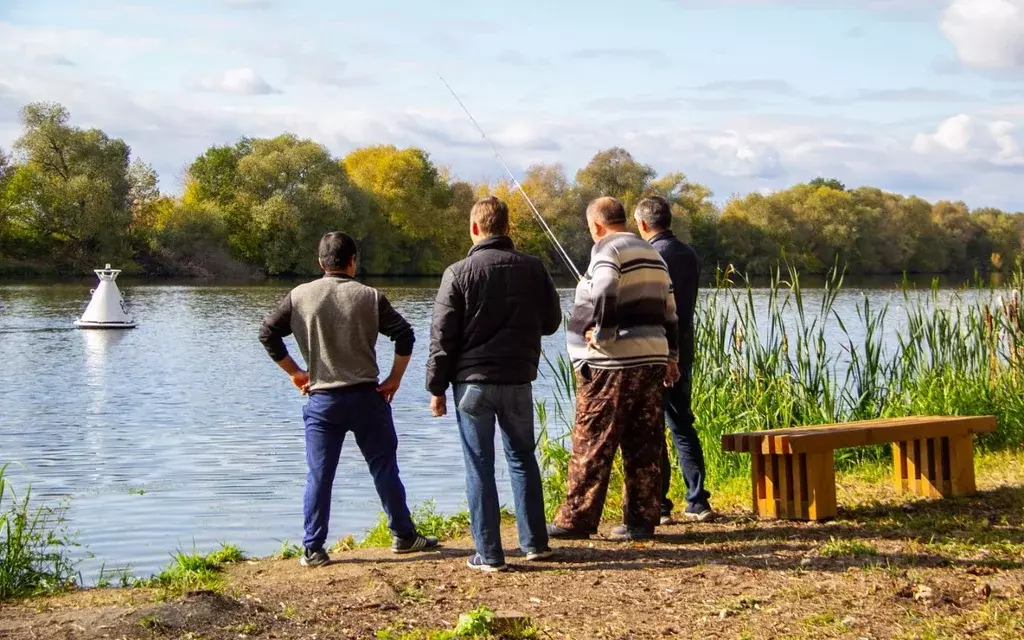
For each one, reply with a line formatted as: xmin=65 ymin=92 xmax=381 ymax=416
xmin=1 ymin=101 xmax=1022 ymax=279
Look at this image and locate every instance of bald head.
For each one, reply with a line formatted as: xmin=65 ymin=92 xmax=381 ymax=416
xmin=585 ymin=196 xmax=628 ymax=243
xmin=586 ymin=196 xmax=627 ymax=227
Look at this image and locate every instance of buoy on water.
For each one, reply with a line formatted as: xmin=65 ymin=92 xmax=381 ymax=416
xmin=74 ymin=264 xmax=137 ymax=329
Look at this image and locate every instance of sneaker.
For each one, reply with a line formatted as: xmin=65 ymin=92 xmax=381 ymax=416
xmin=466 ymin=553 xmax=507 ymax=573
xmin=300 ymin=547 xmax=330 ymax=568
xmin=659 ymin=514 xmax=676 ymax=526
xmin=524 ymin=548 xmax=554 ymax=561
xmin=608 ymin=525 xmax=655 ymax=542
xmin=684 ymin=502 xmax=716 ymax=522
xmin=391 ymin=533 xmax=440 ymax=554
xmin=546 ymin=523 xmax=591 ymax=540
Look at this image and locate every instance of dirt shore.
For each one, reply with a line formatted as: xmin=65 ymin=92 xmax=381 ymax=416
xmin=2 ymin=459 xmax=1023 ymax=640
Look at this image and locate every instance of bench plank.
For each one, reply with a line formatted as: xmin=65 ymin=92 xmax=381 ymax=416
xmin=724 ymin=415 xmax=995 ymax=521
xmin=722 ymin=416 xmax=996 ymax=455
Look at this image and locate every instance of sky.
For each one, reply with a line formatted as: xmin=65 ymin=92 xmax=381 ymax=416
xmin=1 ymin=0 xmax=1024 ymax=210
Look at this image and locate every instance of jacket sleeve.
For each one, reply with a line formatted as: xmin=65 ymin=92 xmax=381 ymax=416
xmin=259 ymin=292 xmax=293 ymax=362
xmin=540 ymin=266 xmax=563 ymax=336
xmin=378 ymin=293 xmax=415 ymax=357
xmin=590 ymin=249 xmax=621 ymax=345
xmin=664 ymin=282 xmax=680 ymax=362
xmin=425 ymin=267 xmax=464 ymax=396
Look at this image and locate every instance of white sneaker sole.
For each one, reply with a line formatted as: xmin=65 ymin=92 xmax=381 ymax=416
xmin=467 ymin=558 xmax=507 ymax=573
xmin=684 ymin=511 xmax=716 ymax=523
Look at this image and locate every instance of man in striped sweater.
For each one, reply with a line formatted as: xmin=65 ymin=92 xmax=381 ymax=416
xmin=548 ymin=196 xmax=680 ymax=542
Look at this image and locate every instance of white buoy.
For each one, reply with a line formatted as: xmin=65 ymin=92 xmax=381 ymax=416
xmin=74 ymin=264 xmax=137 ymax=329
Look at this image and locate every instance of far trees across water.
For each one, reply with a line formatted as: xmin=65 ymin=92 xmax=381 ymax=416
xmin=1 ymin=102 xmax=1022 ymax=279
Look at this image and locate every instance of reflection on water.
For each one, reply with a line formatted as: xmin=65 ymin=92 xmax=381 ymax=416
xmin=0 ymin=278 xmax=983 ymax=582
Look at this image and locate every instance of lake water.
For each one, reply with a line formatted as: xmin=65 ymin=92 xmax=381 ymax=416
xmin=0 ymin=276 xmax=986 ymax=583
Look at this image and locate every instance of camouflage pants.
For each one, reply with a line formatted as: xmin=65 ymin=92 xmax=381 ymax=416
xmin=554 ymin=364 xmax=666 ymax=532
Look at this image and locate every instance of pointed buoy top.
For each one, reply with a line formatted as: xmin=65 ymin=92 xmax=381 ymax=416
xmin=94 ymin=264 xmax=122 ymax=282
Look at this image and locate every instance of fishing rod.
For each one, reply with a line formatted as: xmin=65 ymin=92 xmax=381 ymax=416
xmin=437 ymin=73 xmax=583 ymax=282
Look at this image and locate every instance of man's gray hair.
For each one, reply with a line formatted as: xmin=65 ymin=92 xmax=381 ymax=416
xmin=634 ymin=196 xmax=673 ymax=232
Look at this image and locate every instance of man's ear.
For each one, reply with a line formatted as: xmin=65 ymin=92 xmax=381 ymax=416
xmin=348 ymin=255 xmax=357 ymax=272
xmin=471 ymin=221 xmax=479 ymax=237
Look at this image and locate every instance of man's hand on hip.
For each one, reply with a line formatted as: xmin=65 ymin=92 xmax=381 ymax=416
xmin=430 ymin=395 xmax=447 ymax=417
xmin=377 ymin=375 xmax=402 ymax=403
xmin=290 ymin=371 xmax=311 ymax=394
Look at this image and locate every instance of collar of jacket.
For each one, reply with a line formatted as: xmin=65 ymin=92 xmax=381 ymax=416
xmin=322 ymin=273 xmax=355 ymax=280
xmin=468 ymin=235 xmax=515 ymax=256
xmin=649 ymin=229 xmax=677 ymax=245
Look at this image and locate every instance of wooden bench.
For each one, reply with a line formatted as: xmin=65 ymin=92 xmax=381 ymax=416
xmin=720 ymin=415 xmax=997 ymax=521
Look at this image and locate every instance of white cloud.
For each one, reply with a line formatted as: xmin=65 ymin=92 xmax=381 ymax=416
xmin=913 ymin=113 xmax=1024 ymax=164
xmin=195 ymin=68 xmax=280 ymax=96
xmin=913 ymin=113 xmax=975 ymax=151
xmin=940 ymin=0 xmax=1024 ymax=70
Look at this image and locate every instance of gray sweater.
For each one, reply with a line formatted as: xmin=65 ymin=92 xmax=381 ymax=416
xmin=259 ymin=275 xmax=414 ymax=392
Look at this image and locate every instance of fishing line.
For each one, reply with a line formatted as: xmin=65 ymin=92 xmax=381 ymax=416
xmin=437 ymin=73 xmax=583 ymax=282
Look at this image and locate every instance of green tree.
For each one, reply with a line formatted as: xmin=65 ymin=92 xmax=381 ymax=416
xmin=343 ymin=145 xmax=456 ymax=274
xmin=126 ymin=158 xmax=160 ymax=246
xmin=808 ymin=177 xmax=846 ymax=191
xmin=14 ymin=102 xmax=132 ymax=266
xmin=184 ymin=135 xmax=363 ymax=274
xmin=575 ymin=147 xmax=656 ymax=215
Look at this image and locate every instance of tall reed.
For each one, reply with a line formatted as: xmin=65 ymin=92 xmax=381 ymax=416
xmin=0 ymin=465 xmax=81 ymax=600
xmin=536 ymin=264 xmax=1024 ymax=515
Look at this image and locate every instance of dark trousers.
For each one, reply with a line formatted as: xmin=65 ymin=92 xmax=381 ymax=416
xmin=554 ymin=365 xmax=665 ymax=532
xmin=301 ymin=384 xmax=416 ymax=551
xmin=660 ymin=372 xmax=711 ymax=514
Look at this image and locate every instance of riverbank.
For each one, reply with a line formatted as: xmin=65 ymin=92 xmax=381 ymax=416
xmin=3 ymin=451 xmax=1022 ymax=640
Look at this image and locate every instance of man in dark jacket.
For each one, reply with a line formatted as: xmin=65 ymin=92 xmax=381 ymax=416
xmin=633 ymin=196 xmax=714 ymax=522
xmin=426 ymin=196 xmax=563 ymax=572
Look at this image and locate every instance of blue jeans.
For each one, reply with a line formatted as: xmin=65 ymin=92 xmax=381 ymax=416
xmin=454 ymin=383 xmax=548 ymax=565
xmin=302 ymin=384 xmax=416 ymax=551
xmin=661 ymin=373 xmax=711 ymax=512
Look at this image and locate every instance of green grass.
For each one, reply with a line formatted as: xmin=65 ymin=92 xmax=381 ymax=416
xmin=141 ymin=542 xmax=246 ymax=597
xmin=375 ymin=606 xmax=537 ymax=640
xmin=0 ymin=465 xmax=82 ymax=601
xmin=818 ymin=538 xmax=879 ymax=558
xmin=356 ymin=501 xmax=512 ymax=550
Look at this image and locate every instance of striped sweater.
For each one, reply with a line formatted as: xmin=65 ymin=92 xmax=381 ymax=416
xmin=567 ymin=232 xmax=679 ymax=369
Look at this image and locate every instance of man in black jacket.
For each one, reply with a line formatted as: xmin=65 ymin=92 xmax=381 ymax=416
xmin=633 ymin=196 xmax=714 ymax=522
xmin=426 ymin=196 xmax=563 ymax=572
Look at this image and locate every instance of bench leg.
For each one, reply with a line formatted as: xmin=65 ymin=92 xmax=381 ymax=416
xmin=750 ymin=451 xmax=834 ymax=521
xmin=893 ymin=436 xmax=976 ymax=498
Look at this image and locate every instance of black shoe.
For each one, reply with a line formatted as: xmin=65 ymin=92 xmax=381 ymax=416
xmin=392 ymin=533 xmax=440 ymax=554
xmin=684 ymin=502 xmax=716 ymax=522
xmin=546 ymin=523 xmax=591 ymax=540
xmin=608 ymin=525 xmax=655 ymax=541
xmin=300 ymin=547 xmax=330 ymax=568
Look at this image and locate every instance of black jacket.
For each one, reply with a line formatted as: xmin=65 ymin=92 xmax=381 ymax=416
xmin=650 ymin=230 xmax=700 ymax=373
xmin=426 ymin=236 xmax=563 ymax=395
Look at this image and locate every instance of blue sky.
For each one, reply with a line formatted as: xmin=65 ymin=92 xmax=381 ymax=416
xmin=1 ymin=0 xmax=1023 ymax=209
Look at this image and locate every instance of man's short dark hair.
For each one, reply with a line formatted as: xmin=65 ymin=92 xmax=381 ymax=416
xmin=587 ymin=196 xmax=627 ymax=226
xmin=634 ymin=196 xmax=672 ymax=232
xmin=471 ymin=196 xmax=510 ymax=236
xmin=318 ymin=232 xmax=358 ymax=271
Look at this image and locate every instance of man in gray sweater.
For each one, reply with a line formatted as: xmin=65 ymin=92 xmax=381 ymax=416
xmin=259 ymin=232 xmax=439 ymax=567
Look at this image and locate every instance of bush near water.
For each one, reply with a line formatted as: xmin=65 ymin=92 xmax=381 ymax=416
xmin=2 ymin=101 xmax=1023 ymax=278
